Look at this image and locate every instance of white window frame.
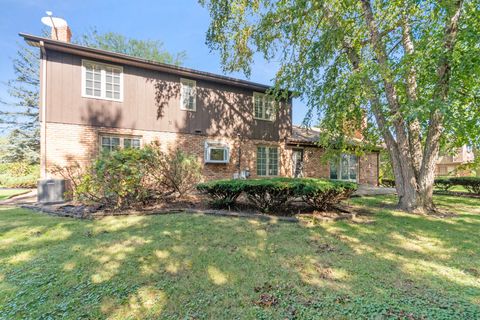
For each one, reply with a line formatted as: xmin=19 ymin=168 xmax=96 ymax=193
xmin=253 ymin=92 xmax=275 ymax=121
xmin=256 ymin=146 xmax=279 ymax=176
xmin=330 ymin=154 xmax=358 ymax=182
xmin=180 ymin=78 xmax=197 ymax=111
xmin=82 ymin=59 xmax=124 ymax=102
xmin=204 ymin=141 xmax=230 ymax=164
xmin=99 ymin=134 xmax=142 ymax=153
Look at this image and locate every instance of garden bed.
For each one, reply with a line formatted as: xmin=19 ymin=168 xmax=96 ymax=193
xmin=22 ymin=192 xmax=360 ymax=223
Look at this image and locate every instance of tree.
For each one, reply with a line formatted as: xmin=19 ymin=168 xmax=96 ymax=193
xmin=200 ymin=0 xmax=479 ymax=213
xmin=1 ymin=30 xmax=186 ymax=163
xmin=77 ymin=28 xmax=186 ymax=65
xmin=0 ymin=43 xmax=40 ymax=163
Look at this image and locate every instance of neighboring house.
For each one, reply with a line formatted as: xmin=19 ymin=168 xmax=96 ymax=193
xmin=20 ymin=25 xmax=379 ymax=186
xmin=436 ymin=146 xmax=475 ymax=176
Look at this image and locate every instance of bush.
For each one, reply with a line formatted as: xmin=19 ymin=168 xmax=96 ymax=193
xmin=0 ymin=162 xmax=39 ymax=188
xmin=81 ymin=148 xmax=154 ymax=209
xmin=241 ymin=178 xmax=298 ymax=213
xmin=196 ymin=179 xmax=244 ymax=208
xmin=449 ymin=177 xmax=480 ymax=194
xmin=53 ymin=144 xmax=202 ymax=210
xmin=380 ymin=179 xmax=395 ymax=188
xmin=434 ymin=177 xmax=453 ymax=191
xmin=145 ymin=144 xmax=202 ymax=198
xmin=294 ymin=179 xmax=357 ymax=211
xmin=197 ymin=178 xmax=357 ymax=213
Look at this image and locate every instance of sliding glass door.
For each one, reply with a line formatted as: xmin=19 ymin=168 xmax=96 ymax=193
xmin=330 ymin=154 xmax=358 ymax=182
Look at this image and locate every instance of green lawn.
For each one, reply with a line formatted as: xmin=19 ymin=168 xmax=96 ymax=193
xmin=0 ymin=189 xmax=29 ymax=201
xmin=1 ymin=195 xmax=479 ymax=319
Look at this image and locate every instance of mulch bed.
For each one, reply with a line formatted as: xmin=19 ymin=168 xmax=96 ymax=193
xmin=20 ymin=193 xmax=364 ymax=223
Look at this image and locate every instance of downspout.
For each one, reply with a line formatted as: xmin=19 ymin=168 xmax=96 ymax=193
xmin=40 ymin=41 xmax=47 ymax=179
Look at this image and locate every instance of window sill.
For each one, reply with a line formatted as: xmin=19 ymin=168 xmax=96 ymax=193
xmin=253 ymin=117 xmax=275 ymax=122
xmin=82 ymin=94 xmax=123 ymax=103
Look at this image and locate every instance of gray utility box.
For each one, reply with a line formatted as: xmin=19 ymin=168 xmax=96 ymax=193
xmin=37 ymin=179 xmax=66 ymax=204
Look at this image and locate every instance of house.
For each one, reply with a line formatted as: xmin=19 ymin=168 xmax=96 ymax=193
xmin=436 ymin=146 xmax=475 ymax=176
xmin=20 ymin=24 xmax=379 ymax=191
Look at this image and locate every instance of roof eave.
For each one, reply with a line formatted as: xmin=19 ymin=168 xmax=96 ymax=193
xmin=19 ymin=33 xmax=287 ymax=93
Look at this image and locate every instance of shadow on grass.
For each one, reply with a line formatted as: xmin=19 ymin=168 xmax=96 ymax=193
xmin=0 ymin=195 xmax=479 ymax=319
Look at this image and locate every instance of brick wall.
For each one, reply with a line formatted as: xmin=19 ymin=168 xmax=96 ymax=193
xmin=44 ymin=122 xmax=293 ymax=181
xmin=301 ymin=147 xmax=330 ymax=178
xmin=44 ymin=122 xmax=378 ymax=185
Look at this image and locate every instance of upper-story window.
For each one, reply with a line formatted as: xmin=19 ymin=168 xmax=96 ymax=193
xmin=253 ymin=92 xmax=275 ymax=121
xmin=180 ymin=78 xmax=196 ymax=111
xmin=82 ymin=60 xmax=123 ymax=102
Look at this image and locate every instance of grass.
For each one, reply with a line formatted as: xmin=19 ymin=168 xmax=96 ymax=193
xmin=0 ymin=195 xmax=479 ymax=319
xmin=0 ymin=189 xmax=30 ymax=201
xmin=0 ymin=162 xmax=39 ymax=188
xmin=435 ymin=185 xmax=470 ymax=193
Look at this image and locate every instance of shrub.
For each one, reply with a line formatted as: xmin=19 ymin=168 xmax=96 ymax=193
xmin=53 ymin=144 xmax=201 ymax=210
xmin=294 ymin=179 xmax=357 ymax=211
xmin=196 ymin=179 xmax=244 ymax=208
xmin=449 ymin=177 xmax=480 ymax=194
xmin=241 ymin=178 xmax=298 ymax=213
xmin=87 ymin=148 xmax=154 ymax=208
xmin=434 ymin=177 xmax=453 ymax=191
xmin=380 ymin=179 xmax=395 ymax=188
xmin=197 ymin=178 xmax=357 ymax=213
xmin=145 ymin=144 xmax=202 ymax=198
xmin=0 ymin=162 xmax=39 ymax=188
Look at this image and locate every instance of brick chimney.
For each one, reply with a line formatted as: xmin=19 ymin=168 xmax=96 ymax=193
xmin=51 ymin=25 xmax=71 ymax=42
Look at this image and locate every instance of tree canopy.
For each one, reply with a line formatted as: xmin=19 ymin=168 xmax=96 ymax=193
xmin=77 ymin=28 xmax=187 ymax=65
xmin=200 ymin=0 xmax=479 ymax=212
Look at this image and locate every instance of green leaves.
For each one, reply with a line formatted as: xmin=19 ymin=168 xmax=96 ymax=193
xmin=197 ymin=177 xmax=357 ymax=213
xmin=76 ymin=29 xmax=187 ymax=66
xmin=200 ymin=0 xmax=479 ymax=150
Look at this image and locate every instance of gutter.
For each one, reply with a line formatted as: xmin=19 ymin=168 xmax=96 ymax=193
xmin=40 ymin=41 xmax=47 ymax=179
xmin=19 ymin=33 xmax=290 ymax=94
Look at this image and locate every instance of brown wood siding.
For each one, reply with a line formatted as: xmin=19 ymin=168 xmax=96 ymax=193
xmin=44 ymin=50 xmax=292 ymax=141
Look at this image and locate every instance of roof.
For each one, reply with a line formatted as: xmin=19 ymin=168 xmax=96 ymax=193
xmin=19 ymin=33 xmax=277 ymax=92
xmin=288 ymin=125 xmax=322 ymax=145
xmin=288 ymin=125 xmax=381 ymax=150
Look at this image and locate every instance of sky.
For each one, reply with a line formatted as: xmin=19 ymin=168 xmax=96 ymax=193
xmin=0 ymin=0 xmax=309 ymax=126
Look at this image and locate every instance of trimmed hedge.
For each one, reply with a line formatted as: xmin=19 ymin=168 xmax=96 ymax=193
xmin=449 ymin=177 xmax=480 ymax=194
xmin=196 ymin=179 xmax=245 ymax=209
xmin=197 ymin=178 xmax=357 ymax=213
xmin=380 ymin=179 xmax=395 ymax=188
xmin=434 ymin=177 xmax=453 ymax=191
xmin=295 ymin=179 xmax=357 ymax=211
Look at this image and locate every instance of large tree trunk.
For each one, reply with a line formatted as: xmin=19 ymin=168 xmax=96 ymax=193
xmin=360 ymin=0 xmax=424 ymax=212
xmin=358 ymin=0 xmax=463 ymax=213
